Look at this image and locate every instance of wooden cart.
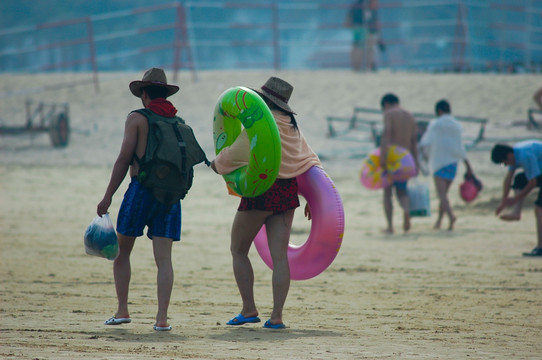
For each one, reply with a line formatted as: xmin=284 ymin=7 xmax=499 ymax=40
xmin=0 ymin=100 xmax=70 ymax=147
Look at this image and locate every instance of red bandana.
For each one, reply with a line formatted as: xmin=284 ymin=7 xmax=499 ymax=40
xmin=147 ymin=98 xmax=178 ymax=117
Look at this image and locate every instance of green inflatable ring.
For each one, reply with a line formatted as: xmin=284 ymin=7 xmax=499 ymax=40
xmin=213 ymin=86 xmax=281 ymax=197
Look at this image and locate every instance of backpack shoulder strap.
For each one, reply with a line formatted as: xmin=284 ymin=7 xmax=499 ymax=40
xmin=176 ymin=116 xmax=211 ymax=167
xmin=171 ymin=118 xmax=188 ymax=176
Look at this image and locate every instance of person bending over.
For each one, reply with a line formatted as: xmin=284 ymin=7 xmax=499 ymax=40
xmin=491 ymin=140 xmax=542 ymax=256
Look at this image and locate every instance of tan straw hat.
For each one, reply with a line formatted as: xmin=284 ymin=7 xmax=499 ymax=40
xmin=129 ymin=67 xmax=179 ymax=98
xmin=253 ymin=76 xmax=296 ymax=114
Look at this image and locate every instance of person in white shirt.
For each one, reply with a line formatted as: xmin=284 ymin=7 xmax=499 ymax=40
xmin=419 ymin=100 xmax=473 ymax=231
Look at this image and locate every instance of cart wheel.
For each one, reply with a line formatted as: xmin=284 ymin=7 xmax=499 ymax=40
xmin=50 ymin=112 xmax=70 ymax=147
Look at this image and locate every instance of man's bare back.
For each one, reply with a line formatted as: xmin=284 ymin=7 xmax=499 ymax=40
xmin=127 ymin=112 xmax=149 ymax=178
xmin=378 ymin=94 xmax=418 ymax=234
xmin=381 ymin=105 xmax=417 ymax=154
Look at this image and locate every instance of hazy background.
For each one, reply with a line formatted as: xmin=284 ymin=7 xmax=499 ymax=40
xmin=1 ymin=0 xmax=541 ymax=73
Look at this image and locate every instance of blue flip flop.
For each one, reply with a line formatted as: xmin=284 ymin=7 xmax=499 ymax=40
xmin=263 ymin=319 xmax=286 ymax=329
xmin=226 ymin=313 xmax=261 ymax=325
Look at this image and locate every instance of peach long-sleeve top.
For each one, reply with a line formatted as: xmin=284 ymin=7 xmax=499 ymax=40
xmin=213 ymin=110 xmax=321 ymax=179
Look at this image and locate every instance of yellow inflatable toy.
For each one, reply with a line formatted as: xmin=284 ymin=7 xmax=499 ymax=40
xmin=360 ymin=145 xmax=416 ymax=189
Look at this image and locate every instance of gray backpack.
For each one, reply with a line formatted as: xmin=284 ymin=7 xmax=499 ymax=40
xmin=133 ymin=109 xmax=209 ymax=206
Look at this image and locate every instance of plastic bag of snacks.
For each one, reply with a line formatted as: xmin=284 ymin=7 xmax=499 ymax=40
xmin=84 ymin=214 xmax=119 ymax=260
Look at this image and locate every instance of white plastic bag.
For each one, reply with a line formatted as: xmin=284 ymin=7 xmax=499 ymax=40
xmin=408 ymin=178 xmax=431 ymax=217
xmin=84 ymin=214 xmax=119 ymax=260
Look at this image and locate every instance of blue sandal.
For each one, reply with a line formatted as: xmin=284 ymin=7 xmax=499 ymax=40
xmin=263 ymin=319 xmax=286 ymax=329
xmin=226 ymin=313 xmax=261 ymax=325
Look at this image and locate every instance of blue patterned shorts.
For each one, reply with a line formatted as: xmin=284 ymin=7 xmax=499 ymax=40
xmin=434 ymin=163 xmax=458 ymax=181
xmin=116 ymin=177 xmax=182 ymax=241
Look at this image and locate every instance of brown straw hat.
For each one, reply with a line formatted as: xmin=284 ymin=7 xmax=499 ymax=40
xmin=253 ymin=76 xmax=296 ymax=114
xmin=129 ymin=67 xmax=179 ymax=98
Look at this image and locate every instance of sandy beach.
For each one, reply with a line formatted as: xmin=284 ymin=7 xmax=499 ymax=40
xmin=1 ymin=70 xmax=542 ymax=359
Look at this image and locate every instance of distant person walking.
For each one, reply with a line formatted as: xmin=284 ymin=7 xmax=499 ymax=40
xmin=491 ymin=140 xmax=542 ymax=256
xmin=379 ymin=93 xmax=419 ymax=233
xmin=366 ymin=0 xmax=382 ymax=71
xmin=345 ymin=0 xmax=368 ymax=71
xmin=419 ymin=100 xmax=474 ymax=231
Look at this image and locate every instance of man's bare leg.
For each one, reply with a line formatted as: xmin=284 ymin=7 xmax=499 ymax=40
xmin=434 ymin=176 xmax=456 ymax=231
xmin=434 ymin=200 xmax=444 ymax=230
xmin=523 ymin=205 xmax=542 ymax=256
xmin=112 ymin=234 xmax=136 ymax=320
xmin=152 ymin=236 xmax=173 ymax=328
xmin=383 ymin=186 xmax=394 ymax=234
xmin=351 ymin=47 xmax=364 ymax=71
xmin=396 ymin=187 xmax=411 ymax=232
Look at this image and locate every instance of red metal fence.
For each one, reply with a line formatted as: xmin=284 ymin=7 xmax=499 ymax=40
xmin=0 ymin=0 xmax=540 ymax=96
xmin=0 ymin=3 xmax=195 ymax=94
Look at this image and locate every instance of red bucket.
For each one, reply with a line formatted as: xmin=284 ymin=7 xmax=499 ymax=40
xmin=460 ymin=179 xmax=478 ymax=203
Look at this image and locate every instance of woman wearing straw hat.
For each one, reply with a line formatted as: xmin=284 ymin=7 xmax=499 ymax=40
xmin=211 ymin=77 xmax=321 ymax=329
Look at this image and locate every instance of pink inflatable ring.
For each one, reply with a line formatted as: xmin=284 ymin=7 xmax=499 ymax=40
xmin=253 ymin=166 xmax=344 ymax=280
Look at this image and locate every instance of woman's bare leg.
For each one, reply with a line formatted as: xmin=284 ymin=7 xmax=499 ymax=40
xmin=265 ymin=209 xmax=295 ymax=325
xmin=230 ymin=210 xmax=271 ymax=318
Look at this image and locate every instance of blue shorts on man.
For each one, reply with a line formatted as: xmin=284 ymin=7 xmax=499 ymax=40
xmin=116 ymin=177 xmax=181 ymax=241
xmin=434 ymin=162 xmax=458 ymax=181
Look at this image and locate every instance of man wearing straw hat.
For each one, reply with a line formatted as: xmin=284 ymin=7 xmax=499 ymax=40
xmin=97 ymin=68 xmax=182 ymax=331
